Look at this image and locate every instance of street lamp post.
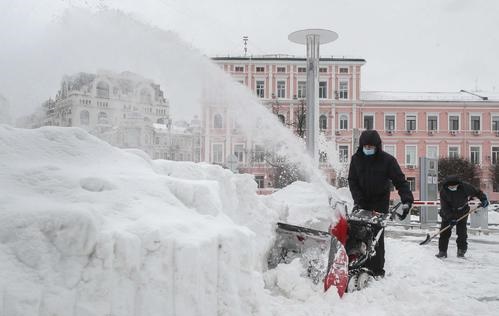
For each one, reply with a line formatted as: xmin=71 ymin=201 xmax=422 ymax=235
xmin=289 ymin=29 xmax=338 ymax=166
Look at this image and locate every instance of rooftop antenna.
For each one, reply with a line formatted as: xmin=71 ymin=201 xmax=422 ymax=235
xmin=243 ymin=36 xmax=248 ymax=57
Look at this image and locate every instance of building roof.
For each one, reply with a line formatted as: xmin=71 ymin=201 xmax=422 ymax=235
xmin=361 ymin=91 xmax=499 ymax=102
xmin=211 ymin=55 xmax=366 ymax=63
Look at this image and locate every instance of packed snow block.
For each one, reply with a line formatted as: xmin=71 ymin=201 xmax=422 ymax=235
xmin=39 ymin=288 xmax=76 ymax=316
xmin=216 ymin=230 xmax=258 ymax=316
xmin=164 ymin=177 xmax=223 ymax=216
xmin=3 ymin=286 xmax=41 ymax=316
xmin=173 ymin=238 xmax=219 ymax=316
xmin=79 ymin=177 xmax=116 ymax=192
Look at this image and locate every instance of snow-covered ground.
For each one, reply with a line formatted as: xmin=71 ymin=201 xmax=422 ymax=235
xmin=1 ymin=125 xmax=499 ymax=316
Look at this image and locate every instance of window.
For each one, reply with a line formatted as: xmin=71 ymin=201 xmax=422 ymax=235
xmin=407 ymin=177 xmax=416 ymax=192
xmin=96 ymin=81 xmax=110 ymax=98
xmin=406 ymin=114 xmax=416 ymax=131
xmin=254 ymin=145 xmax=265 ymax=163
xmin=97 ymin=112 xmax=108 ymax=124
xmin=339 ymin=80 xmax=348 ymax=99
xmin=234 ymin=144 xmax=245 ymax=162
xmin=363 ymin=114 xmax=374 ymax=130
xmin=492 ymin=146 xmax=499 ymax=165
xmin=256 ymin=80 xmax=265 ymax=98
xmin=449 ymin=115 xmax=459 ymax=131
xmin=319 ymin=151 xmax=327 ymax=163
xmin=212 ymin=144 xmax=223 ymax=163
xmin=277 ymin=114 xmax=285 ymax=124
xmin=428 ymin=115 xmax=438 ymax=131
xmin=471 ymin=115 xmax=481 ymax=131
xmin=297 ymin=81 xmax=306 ymax=98
xmin=470 ymin=146 xmax=480 ymax=165
xmin=493 ymin=115 xmax=499 ymax=131
xmin=427 ymin=145 xmax=438 ymax=159
xmin=213 ymin=113 xmax=223 ymax=128
xmin=255 ymin=66 xmax=265 ymax=73
xmin=319 ymin=114 xmax=327 ymax=130
xmin=339 ymin=145 xmax=349 ymax=163
xmin=297 ymin=67 xmax=306 ymax=73
xmin=385 ymin=115 xmax=395 ymax=131
xmin=384 ymin=144 xmax=396 ymax=157
xmin=448 ymin=146 xmax=459 ymax=158
xmin=277 ymin=66 xmax=286 ymax=73
xmin=405 ymin=145 xmax=417 ymax=166
xmin=234 ymin=66 xmax=244 ymax=72
xmin=339 ymin=67 xmax=349 ymax=74
xmin=319 ymin=81 xmax=327 ymax=99
xmin=255 ymin=175 xmax=264 ymax=189
xmin=319 ymin=67 xmax=327 ymax=73
xmin=339 ymin=114 xmax=349 ymax=130
xmin=277 ymin=81 xmax=286 ymax=98
xmin=80 ymin=110 xmax=89 ymax=125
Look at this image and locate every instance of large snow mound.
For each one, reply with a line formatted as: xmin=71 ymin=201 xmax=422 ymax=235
xmin=0 ymin=125 xmax=278 ymax=316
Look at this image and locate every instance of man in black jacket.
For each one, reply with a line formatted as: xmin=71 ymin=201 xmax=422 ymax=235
xmin=348 ymin=130 xmax=414 ymax=277
xmin=436 ymin=175 xmax=489 ymax=258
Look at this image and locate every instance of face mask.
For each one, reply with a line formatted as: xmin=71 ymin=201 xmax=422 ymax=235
xmin=448 ymin=185 xmax=458 ymax=191
xmin=363 ymin=147 xmax=376 ymax=156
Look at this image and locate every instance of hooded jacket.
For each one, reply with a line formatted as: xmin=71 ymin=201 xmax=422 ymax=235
xmin=439 ymin=175 xmax=486 ymax=219
xmin=348 ymin=130 xmax=414 ymax=213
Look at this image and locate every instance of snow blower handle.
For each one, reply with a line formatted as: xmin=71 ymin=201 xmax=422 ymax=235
xmin=387 ymin=202 xmax=404 ymax=221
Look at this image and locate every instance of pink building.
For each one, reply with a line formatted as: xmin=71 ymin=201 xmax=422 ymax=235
xmin=203 ymin=56 xmax=499 ymax=200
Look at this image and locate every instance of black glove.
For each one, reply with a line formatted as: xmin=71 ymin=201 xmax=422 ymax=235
xmin=398 ymin=203 xmax=411 ymax=220
xmin=449 ymin=219 xmax=458 ymax=226
xmin=480 ymin=194 xmax=489 ymax=208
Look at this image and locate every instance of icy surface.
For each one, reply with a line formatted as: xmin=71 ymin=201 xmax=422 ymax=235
xmin=1 ymin=126 xmax=499 ymax=316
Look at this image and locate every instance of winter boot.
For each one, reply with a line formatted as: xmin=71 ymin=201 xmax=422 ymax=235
xmin=435 ymin=251 xmax=447 ymax=258
xmin=457 ymin=249 xmax=466 ymax=258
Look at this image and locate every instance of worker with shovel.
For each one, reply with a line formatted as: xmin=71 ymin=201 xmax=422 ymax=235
xmin=435 ymin=175 xmax=489 ymax=258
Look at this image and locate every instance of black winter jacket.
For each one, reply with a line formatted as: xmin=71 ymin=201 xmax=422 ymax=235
xmin=439 ymin=175 xmax=487 ymax=219
xmin=348 ymin=130 xmax=414 ymax=213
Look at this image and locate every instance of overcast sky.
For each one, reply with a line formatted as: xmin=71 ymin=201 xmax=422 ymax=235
xmin=1 ymin=0 xmax=498 ymax=118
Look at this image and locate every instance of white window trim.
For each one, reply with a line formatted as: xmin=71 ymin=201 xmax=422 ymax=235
xmin=338 ymin=79 xmax=349 ymax=100
xmin=426 ymin=144 xmax=439 ymax=159
xmin=339 ymin=113 xmax=349 ymax=130
xmin=255 ymin=78 xmax=266 ymax=98
xmin=426 ymin=112 xmax=439 ymax=131
xmin=405 ymin=145 xmax=418 ymax=166
xmin=234 ymin=65 xmax=245 ymax=72
xmin=384 ymin=113 xmax=397 ymax=131
xmin=338 ymin=144 xmax=350 ymax=163
xmin=448 ymin=112 xmax=461 ymax=131
xmin=383 ymin=144 xmax=397 ymax=158
xmin=447 ymin=144 xmax=461 ymax=158
xmin=469 ymin=144 xmax=482 ymax=165
xmin=491 ymin=113 xmax=499 ymax=132
xmin=469 ymin=112 xmax=482 ymax=131
xmin=491 ymin=144 xmax=499 ymax=164
xmin=255 ymin=65 xmax=265 ymax=73
xmin=211 ymin=143 xmax=224 ymax=163
xmin=362 ymin=112 xmax=375 ymax=130
xmin=233 ymin=143 xmax=245 ymax=163
xmin=405 ymin=113 xmax=418 ymax=131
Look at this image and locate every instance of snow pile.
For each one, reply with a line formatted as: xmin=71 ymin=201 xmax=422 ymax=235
xmin=0 ymin=125 xmax=276 ymax=316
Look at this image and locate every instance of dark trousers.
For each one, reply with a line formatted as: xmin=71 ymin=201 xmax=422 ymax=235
xmin=366 ymin=230 xmax=385 ymax=275
xmin=438 ymin=216 xmax=468 ymax=252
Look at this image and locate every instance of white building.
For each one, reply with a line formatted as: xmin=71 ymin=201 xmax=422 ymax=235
xmin=36 ymin=70 xmax=202 ymax=162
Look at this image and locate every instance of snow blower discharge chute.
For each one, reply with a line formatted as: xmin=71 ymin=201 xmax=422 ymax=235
xmin=267 ymin=202 xmax=407 ymax=297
